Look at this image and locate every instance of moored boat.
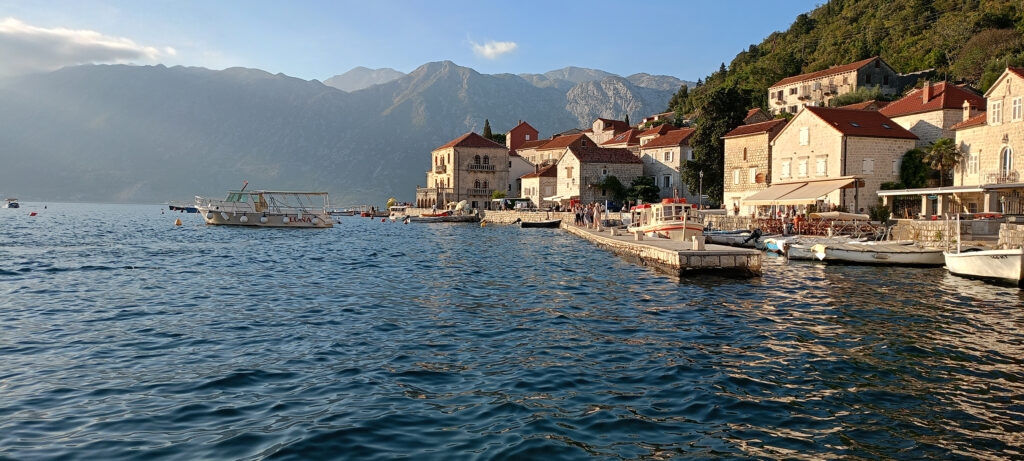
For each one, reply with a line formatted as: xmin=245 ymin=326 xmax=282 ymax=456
xmin=409 ymin=214 xmax=479 ymax=223
xmin=388 ymin=205 xmax=409 ymax=221
xmin=944 ymin=248 xmax=1024 ymax=285
xmin=3 ymin=198 xmax=19 ymax=209
xmin=809 ymin=242 xmax=945 ymax=266
xmin=195 ymin=188 xmax=333 ymax=228
xmin=521 ymin=219 xmax=561 ymax=228
xmin=626 ymin=198 xmax=703 ymax=241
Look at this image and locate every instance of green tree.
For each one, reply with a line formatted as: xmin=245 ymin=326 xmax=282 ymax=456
xmin=598 ymin=175 xmax=627 ymax=203
xmin=491 ymin=190 xmax=506 ymax=200
xmin=830 ymin=85 xmax=884 ymax=107
xmin=623 ymin=114 xmax=630 ymax=126
xmin=923 ymin=138 xmax=964 ymax=187
xmin=482 ymin=119 xmax=492 ymax=139
xmin=626 ymin=176 xmax=660 ymax=204
xmin=900 ymin=148 xmax=930 ymax=188
xmin=682 ymin=85 xmax=747 ymax=203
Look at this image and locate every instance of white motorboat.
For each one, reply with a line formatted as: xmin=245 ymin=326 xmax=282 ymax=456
xmin=195 ymin=187 xmax=333 ymax=228
xmin=3 ymin=198 xmax=18 ymax=209
xmin=944 ymin=249 xmax=1024 ymax=285
xmin=626 ymin=199 xmax=703 ymax=241
xmin=388 ymin=205 xmax=409 ymax=221
xmin=808 ymin=242 xmax=945 ymax=266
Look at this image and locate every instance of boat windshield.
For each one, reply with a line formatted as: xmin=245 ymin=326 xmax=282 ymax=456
xmin=225 ymin=193 xmax=249 ymax=202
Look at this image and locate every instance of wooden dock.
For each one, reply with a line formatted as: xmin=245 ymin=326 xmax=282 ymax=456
xmin=562 ymin=224 xmax=762 ymax=278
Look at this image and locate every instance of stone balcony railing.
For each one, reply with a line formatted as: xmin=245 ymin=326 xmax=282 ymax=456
xmin=467 ymin=164 xmax=496 ymax=172
xmin=984 ymin=170 xmax=1020 ymax=184
xmin=434 ymin=164 xmax=446 ymax=173
xmin=466 ymin=188 xmax=492 ymax=196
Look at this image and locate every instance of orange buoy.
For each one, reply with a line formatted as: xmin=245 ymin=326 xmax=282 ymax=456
xmin=174 ymin=218 xmax=182 ymax=226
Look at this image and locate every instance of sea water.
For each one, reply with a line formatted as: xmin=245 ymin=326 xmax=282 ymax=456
xmin=1 ymin=202 xmax=1022 ymax=460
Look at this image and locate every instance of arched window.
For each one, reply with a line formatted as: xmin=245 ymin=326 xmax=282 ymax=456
xmin=474 ymin=179 xmax=481 ymax=188
xmin=482 ymin=180 xmax=488 ymax=189
xmin=474 ymin=155 xmax=481 ymax=165
xmin=1002 ymin=146 xmax=1014 ymax=176
xmin=482 ymin=155 xmax=490 ymax=165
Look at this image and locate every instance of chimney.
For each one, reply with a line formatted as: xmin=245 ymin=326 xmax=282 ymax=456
xmin=922 ymin=81 xmax=931 ymax=103
xmin=962 ymin=100 xmax=971 ymax=122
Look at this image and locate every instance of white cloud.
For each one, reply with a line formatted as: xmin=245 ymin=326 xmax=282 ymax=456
xmin=0 ymin=17 xmax=171 ymax=77
xmin=471 ymin=40 xmax=517 ymax=60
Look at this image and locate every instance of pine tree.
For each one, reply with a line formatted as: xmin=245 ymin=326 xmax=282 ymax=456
xmin=482 ymin=119 xmax=492 ymax=139
xmin=624 ymin=114 xmax=630 ymax=126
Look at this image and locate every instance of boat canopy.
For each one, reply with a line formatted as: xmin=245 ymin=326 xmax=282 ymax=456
xmin=809 ymin=211 xmax=870 ymax=221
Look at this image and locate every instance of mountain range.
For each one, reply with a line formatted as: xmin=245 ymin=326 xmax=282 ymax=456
xmin=0 ymin=61 xmax=692 ymax=205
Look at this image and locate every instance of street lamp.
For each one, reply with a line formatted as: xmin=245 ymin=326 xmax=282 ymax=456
xmin=698 ymin=170 xmax=704 ymax=210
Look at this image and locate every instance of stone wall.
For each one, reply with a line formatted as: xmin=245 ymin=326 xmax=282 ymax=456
xmin=479 ymin=210 xmax=573 ymax=224
xmin=999 ymin=223 xmax=1024 ymax=248
xmin=724 ymin=132 xmax=771 ymax=216
xmin=889 ymin=218 xmax=1003 ymax=246
xmin=705 ymin=215 xmax=754 ymax=231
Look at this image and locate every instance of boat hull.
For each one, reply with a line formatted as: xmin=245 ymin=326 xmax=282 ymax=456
xmin=196 ymin=208 xmax=333 ymax=228
xmin=944 ymin=249 xmax=1024 ymax=285
xmin=813 ymin=244 xmax=945 ymax=266
xmin=409 ymin=215 xmax=479 ymax=223
xmin=521 ymin=219 xmax=561 ymax=228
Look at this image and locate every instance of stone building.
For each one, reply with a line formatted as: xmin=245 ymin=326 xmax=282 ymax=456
xmin=637 ymin=128 xmax=696 ymax=201
xmin=767 ymin=57 xmax=902 ymax=116
xmin=553 ymin=145 xmax=643 ymax=204
xmin=507 ymin=153 xmax=535 ymax=198
xmin=600 ymin=128 xmax=641 ymax=155
xmin=838 ymin=100 xmax=890 ymax=111
xmin=743 ymin=108 xmax=772 ymax=124
xmin=879 ymin=81 xmax=985 ymax=148
xmin=588 ymin=118 xmax=631 ymax=144
xmin=722 ymin=119 xmax=788 ymax=216
xmin=524 ymin=133 xmax=593 ymax=166
xmin=520 ymin=163 xmax=558 ymax=208
xmin=747 ymin=106 xmax=917 ymax=212
xmin=640 ymin=112 xmax=675 ymax=127
xmin=638 ymin=124 xmax=674 ymax=147
xmin=415 ymin=132 xmax=509 ymax=210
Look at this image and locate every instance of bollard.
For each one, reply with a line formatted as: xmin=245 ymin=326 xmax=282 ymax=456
xmin=610 ymin=228 xmax=617 ymax=236
xmin=634 ymin=231 xmax=643 ymax=241
xmin=692 ymin=235 xmax=704 ymax=251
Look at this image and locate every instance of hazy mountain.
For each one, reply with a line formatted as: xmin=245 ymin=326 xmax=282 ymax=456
xmin=543 ymin=66 xmax=617 ymax=84
xmin=626 ymin=73 xmax=694 ymax=91
xmin=0 ymin=61 xmax=676 ymax=204
xmin=324 ymin=66 xmax=405 ymax=92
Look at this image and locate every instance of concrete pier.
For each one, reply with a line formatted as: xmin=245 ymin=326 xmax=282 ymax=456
xmin=563 ymin=225 xmax=762 ymax=278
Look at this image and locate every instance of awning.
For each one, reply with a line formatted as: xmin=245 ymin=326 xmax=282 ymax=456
xmin=742 ymin=182 xmax=806 ymax=205
xmin=744 ymin=178 xmax=856 ymax=206
xmin=542 ymin=195 xmax=563 ymax=201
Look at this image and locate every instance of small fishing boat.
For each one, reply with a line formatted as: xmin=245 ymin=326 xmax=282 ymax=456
xmin=168 ymin=201 xmax=198 ymax=213
xmin=521 ymin=219 xmax=561 ymax=228
xmin=808 ymin=242 xmax=945 ymax=266
xmin=195 ymin=186 xmax=333 ymax=228
xmin=409 ymin=214 xmax=479 ymax=223
xmin=388 ymin=205 xmax=409 ymax=221
xmin=944 ymin=248 xmax=1024 ymax=285
xmin=3 ymin=198 xmax=19 ymax=209
xmin=626 ymin=198 xmax=703 ymax=241
xmin=762 ymin=237 xmax=792 ymax=254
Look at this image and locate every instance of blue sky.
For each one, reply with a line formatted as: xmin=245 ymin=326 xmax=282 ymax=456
xmin=0 ymin=0 xmax=823 ymax=81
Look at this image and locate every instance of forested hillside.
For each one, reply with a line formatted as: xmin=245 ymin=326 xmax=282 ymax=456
xmin=669 ymin=0 xmax=1024 ymax=202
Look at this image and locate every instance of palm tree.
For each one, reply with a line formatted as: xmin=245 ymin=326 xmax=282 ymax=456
xmin=923 ymin=138 xmax=964 ymax=187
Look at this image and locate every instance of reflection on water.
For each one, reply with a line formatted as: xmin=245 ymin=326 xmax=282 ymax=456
xmin=0 ymin=202 xmax=1022 ymax=460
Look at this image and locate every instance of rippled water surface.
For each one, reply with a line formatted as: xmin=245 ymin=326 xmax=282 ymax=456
xmin=2 ymin=202 xmax=1023 ymax=460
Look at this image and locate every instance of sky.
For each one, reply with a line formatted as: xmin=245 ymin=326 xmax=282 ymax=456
xmin=0 ymin=0 xmax=823 ymax=82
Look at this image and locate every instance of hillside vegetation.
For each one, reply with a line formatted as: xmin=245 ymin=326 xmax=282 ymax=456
xmin=670 ymin=0 xmax=1024 ymax=201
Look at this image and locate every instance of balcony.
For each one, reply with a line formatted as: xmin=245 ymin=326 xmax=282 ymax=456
xmin=466 ymin=188 xmax=492 ymax=196
xmin=467 ymin=164 xmax=496 ymax=172
xmin=434 ymin=164 xmax=446 ymax=173
xmin=984 ymin=170 xmax=1020 ymax=184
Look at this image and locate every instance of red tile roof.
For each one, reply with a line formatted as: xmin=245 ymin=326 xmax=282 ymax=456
xmin=838 ymin=100 xmax=889 ymax=110
xmin=722 ymin=119 xmax=788 ymax=139
xmin=521 ymin=163 xmax=558 ymax=179
xmin=567 ymin=146 xmax=641 ymax=164
xmin=880 ymin=82 xmax=985 ymax=118
xmin=804 ymin=106 xmax=917 ymax=139
xmin=596 ymin=118 xmax=631 ymax=132
xmin=508 ymin=120 xmax=538 ymax=134
xmin=1007 ymin=67 xmax=1024 ymax=79
xmin=538 ymin=133 xmax=587 ymax=150
xmin=640 ymin=128 xmax=696 ymax=148
xmin=769 ymin=57 xmax=880 ymax=89
xmin=951 ymin=112 xmax=986 ymax=130
xmin=434 ymin=132 xmax=506 ymax=150
xmin=639 ymin=124 xmax=674 ymax=137
xmin=601 ymin=128 xmax=641 ymax=146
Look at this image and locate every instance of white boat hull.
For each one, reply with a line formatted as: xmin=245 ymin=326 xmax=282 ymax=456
xmin=197 ymin=208 xmax=333 ymax=228
xmin=811 ymin=244 xmax=945 ymax=266
xmin=944 ymin=249 xmax=1024 ymax=285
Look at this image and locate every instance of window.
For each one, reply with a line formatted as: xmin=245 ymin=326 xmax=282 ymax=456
xmin=862 ymin=158 xmax=875 ymax=174
xmin=849 ymin=122 xmax=860 ymax=127
xmin=799 ymin=127 xmax=809 ymax=146
xmin=525 ymin=134 xmax=531 ymax=140
xmin=742 ymin=147 xmax=747 ymax=161
xmin=781 ymin=160 xmax=792 ymax=178
xmin=482 ymin=156 xmax=489 ymax=165
xmin=733 ymin=169 xmax=740 ymax=184
xmin=789 ymin=106 xmax=797 ymax=114
xmin=474 ymin=179 xmax=481 ymax=188
xmin=816 ymin=158 xmax=827 ymax=176
xmin=843 ymin=76 xmax=848 ymax=85
xmin=664 ymin=151 xmax=672 ymax=162
xmin=893 ymin=157 xmax=902 ymax=176
xmin=789 ymin=87 xmax=798 ymax=95
xmin=482 ymin=180 xmax=488 ymax=189
xmin=798 ymin=159 xmax=808 ymax=177
xmin=1001 ymin=147 xmax=1014 ymax=176
xmin=474 ymin=155 xmax=481 ymax=165
xmin=883 ymin=75 xmax=889 ymax=85
xmin=992 ymin=101 xmax=1003 ymax=124
xmin=663 ymin=175 xmax=671 ymax=188
xmin=1013 ymin=97 xmax=1022 ymax=121
xmin=565 ymin=166 xmax=573 ymax=178
xmin=749 ymin=167 xmax=757 ymax=184
xmin=687 ymin=149 xmax=694 ymax=161
xmin=865 ymin=74 xmax=872 ymax=84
